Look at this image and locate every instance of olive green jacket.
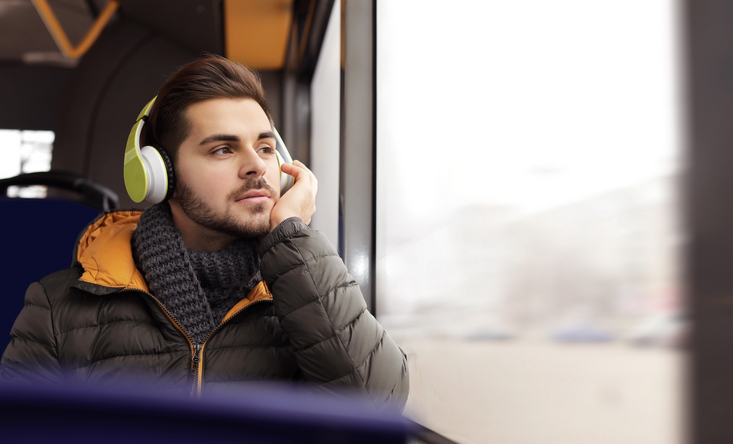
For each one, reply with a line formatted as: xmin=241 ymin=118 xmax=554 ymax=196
xmin=1 ymin=211 xmax=408 ymax=410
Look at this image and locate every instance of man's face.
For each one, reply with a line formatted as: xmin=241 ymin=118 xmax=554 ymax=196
xmin=170 ymin=97 xmax=281 ymax=244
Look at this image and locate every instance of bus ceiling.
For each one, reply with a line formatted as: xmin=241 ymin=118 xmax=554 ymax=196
xmin=0 ymin=0 xmax=297 ymax=70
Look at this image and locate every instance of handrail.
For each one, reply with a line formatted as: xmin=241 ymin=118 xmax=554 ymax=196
xmin=0 ymin=171 xmax=120 ymax=212
xmin=31 ymin=0 xmax=119 ymax=59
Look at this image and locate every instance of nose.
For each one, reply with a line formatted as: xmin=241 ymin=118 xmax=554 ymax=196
xmin=239 ymin=146 xmax=267 ymax=179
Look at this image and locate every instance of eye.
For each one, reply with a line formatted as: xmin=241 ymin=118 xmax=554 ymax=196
xmin=258 ymin=144 xmax=276 ymax=155
xmin=212 ymin=146 xmax=232 ymax=155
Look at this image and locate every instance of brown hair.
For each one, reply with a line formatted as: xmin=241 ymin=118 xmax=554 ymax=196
xmin=144 ymin=54 xmax=271 ymax=162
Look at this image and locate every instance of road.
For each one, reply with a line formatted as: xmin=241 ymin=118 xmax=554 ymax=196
xmin=399 ymin=338 xmax=684 ymax=444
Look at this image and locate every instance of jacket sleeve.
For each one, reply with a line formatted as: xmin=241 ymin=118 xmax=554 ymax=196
xmin=258 ymin=218 xmax=409 ymax=411
xmin=1 ymin=281 xmax=62 ymax=384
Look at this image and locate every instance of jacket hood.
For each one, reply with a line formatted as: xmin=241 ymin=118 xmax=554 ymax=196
xmin=75 ymin=210 xmax=148 ymax=292
xmin=72 ymin=210 xmax=274 ymax=308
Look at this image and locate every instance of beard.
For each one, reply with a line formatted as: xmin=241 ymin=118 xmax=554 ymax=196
xmin=175 ymin=176 xmax=277 ymax=239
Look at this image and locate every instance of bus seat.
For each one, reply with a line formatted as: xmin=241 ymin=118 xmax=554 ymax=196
xmin=0 ymin=171 xmax=119 ymax=350
xmin=0 ymin=380 xmax=411 ymax=443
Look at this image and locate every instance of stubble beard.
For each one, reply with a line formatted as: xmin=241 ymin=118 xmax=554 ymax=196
xmin=175 ymin=176 xmax=277 ymax=239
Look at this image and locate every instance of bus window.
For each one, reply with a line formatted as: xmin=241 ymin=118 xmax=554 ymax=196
xmin=376 ymin=1 xmax=683 ymax=443
xmin=0 ymin=129 xmax=54 ymax=197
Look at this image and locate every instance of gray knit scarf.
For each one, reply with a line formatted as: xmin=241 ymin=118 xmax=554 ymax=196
xmin=131 ymin=203 xmax=261 ymax=344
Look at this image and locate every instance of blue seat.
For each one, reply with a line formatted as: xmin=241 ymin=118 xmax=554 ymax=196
xmin=0 ymin=380 xmax=411 ymax=443
xmin=0 ymin=171 xmax=119 ymax=349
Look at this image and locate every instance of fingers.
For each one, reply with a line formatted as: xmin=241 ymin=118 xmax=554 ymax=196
xmin=281 ymin=160 xmax=312 ymax=179
xmin=281 ymin=160 xmax=318 ymax=192
xmin=269 ymin=159 xmax=318 ymax=230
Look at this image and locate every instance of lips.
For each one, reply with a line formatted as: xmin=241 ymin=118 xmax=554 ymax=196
xmin=230 ymin=178 xmax=277 ymax=204
xmin=236 ymin=190 xmax=271 ymax=201
xmin=234 ymin=188 xmax=274 ymax=206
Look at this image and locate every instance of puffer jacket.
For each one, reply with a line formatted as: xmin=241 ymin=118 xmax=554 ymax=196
xmin=1 ymin=210 xmax=409 ymax=410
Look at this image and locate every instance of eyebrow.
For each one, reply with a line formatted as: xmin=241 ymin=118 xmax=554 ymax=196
xmin=199 ymin=134 xmax=240 ymax=146
xmin=198 ymin=132 xmax=276 ymax=146
xmin=258 ymin=131 xmax=276 ymax=141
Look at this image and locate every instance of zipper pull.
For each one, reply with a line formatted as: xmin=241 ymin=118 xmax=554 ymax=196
xmin=191 ymin=343 xmax=202 ymax=374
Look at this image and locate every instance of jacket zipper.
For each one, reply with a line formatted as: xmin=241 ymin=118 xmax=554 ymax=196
xmin=190 ymin=343 xmax=203 ymax=397
xmin=118 ymin=288 xmax=272 ymax=398
xmin=117 ymin=289 xmax=198 ymax=387
xmin=191 ymin=298 xmax=271 ymax=398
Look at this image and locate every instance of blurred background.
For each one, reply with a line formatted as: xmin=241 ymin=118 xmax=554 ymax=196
xmin=376 ymin=1 xmax=684 ymax=443
xmin=2 ymin=0 xmax=733 ymax=443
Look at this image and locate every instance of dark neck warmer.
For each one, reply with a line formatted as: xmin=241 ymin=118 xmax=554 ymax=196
xmin=131 ymin=203 xmax=261 ymax=344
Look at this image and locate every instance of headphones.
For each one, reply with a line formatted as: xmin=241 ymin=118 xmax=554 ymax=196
xmin=124 ymin=97 xmax=294 ymax=204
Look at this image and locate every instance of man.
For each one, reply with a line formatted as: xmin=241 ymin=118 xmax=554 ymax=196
xmin=1 ymin=55 xmax=409 ymax=411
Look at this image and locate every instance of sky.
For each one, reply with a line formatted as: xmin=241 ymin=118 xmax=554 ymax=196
xmin=377 ymin=0 xmax=681 ymax=233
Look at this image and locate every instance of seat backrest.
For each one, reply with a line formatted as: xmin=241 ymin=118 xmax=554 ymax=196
xmin=0 ymin=381 xmax=411 ymax=443
xmin=0 ymin=198 xmax=102 ymax=347
xmin=0 ymin=171 xmax=119 ymax=349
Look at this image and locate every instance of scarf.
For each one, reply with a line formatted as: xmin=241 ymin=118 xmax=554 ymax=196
xmin=131 ymin=203 xmax=261 ymax=344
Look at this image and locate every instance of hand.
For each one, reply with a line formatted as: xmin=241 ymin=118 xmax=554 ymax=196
xmin=269 ymin=160 xmax=318 ymax=230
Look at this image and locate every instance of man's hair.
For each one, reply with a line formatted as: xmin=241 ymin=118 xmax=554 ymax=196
xmin=144 ymin=54 xmax=272 ymax=162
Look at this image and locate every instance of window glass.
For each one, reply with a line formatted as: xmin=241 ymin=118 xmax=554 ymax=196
xmin=376 ymin=1 xmax=684 ymax=443
xmin=0 ymin=129 xmax=55 ymax=197
xmin=309 ymin=0 xmax=341 ymax=247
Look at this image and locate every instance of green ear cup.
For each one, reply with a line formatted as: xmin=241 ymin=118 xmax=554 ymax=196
xmin=124 ymin=97 xmax=157 ymax=203
xmin=124 ymin=118 xmax=148 ymax=203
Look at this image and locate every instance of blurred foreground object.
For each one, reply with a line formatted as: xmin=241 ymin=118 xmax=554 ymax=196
xmin=0 ymin=380 xmax=411 ymax=443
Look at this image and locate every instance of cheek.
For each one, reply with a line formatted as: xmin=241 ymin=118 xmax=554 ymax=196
xmin=204 ymin=172 xmax=238 ymax=201
xmin=178 ymin=162 xmax=229 ymax=195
